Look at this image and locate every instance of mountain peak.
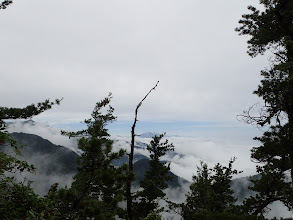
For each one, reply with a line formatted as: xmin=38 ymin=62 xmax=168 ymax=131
xmin=139 ymin=132 xmax=160 ymax=138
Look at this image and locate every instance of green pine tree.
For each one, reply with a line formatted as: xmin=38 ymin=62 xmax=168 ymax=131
xmin=0 ymin=0 xmax=13 ymax=9
xmin=236 ymin=0 xmax=293 ymax=214
xmin=134 ymin=133 xmax=174 ymax=219
xmin=243 ymin=124 xmax=292 ymax=215
xmin=49 ymin=94 xmax=128 ymax=220
xmin=181 ymin=159 xmax=242 ymax=220
xmin=0 ymin=99 xmax=61 ymax=219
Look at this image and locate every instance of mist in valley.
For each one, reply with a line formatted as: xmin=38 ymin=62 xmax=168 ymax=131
xmin=4 ymin=121 xmax=293 ymax=219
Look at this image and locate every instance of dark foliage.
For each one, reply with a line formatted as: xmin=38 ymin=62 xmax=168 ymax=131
xmin=180 ymin=159 xmax=242 ymax=219
xmin=0 ymin=99 xmax=60 ymax=219
xmin=134 ymin=133 xmax=174 ymax=219
xmin=49 ymin=94 xmax=128 ymax=220
xmin=236 ymin=0 xmax=293 ymax=215
xmin=0 ymin=0 xmax=12 ymax=10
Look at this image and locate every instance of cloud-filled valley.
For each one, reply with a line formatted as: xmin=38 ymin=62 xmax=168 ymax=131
xmin=7 ymin=120 xmax=256 ymax=182
xmin=5 ymin=121 xmax=293 ymax=219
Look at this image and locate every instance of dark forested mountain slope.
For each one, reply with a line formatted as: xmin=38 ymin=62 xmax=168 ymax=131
xmin=2 ymin=132 xmax=255 ymax=202
xmin=1 ymin=132 xmax=189 ymax=195
xmin=8 ymin=132 xmax=78 ymax=175
xmin=133 ymin=158 xmax=188 ymax=188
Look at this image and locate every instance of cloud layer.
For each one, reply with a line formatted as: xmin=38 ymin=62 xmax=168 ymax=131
xmin=1 ymin=0 xmax=267 ymax=126
xmin=6 ymin=121 xmax=293 ymax=219
xmin=8 ymin=121 xmax=256 ymax=181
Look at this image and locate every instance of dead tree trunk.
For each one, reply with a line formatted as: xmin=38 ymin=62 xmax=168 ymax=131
xmin=126 ymin=81 xmax=159 ymax=220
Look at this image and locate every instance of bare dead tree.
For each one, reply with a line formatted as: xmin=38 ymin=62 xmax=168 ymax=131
xmin=126 ymin=81 xmax=159 ymax=220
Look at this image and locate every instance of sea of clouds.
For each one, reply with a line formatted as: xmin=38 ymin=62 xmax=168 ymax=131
xmin=6 ymin=120 xmax=293 ymax=219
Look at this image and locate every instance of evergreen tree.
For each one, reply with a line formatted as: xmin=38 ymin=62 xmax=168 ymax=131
xmin=134 ymin=133 xmax=174 ymax=219
xmin=50 ymin=94 xmax=128 ymax=220
xmin=236 ymin=0 xmax=293 ymax=214
xmin=0 ymin=0 xmax=12 ymax=9
xmin=243 ymin=124 xmax=292 ymax=215
xmin=0 ymin=99 xmax=61 ymax=219
xmin=181 ymin=159 xmax=241 ymax=219
xmin=140 ymin=208 xmax=162 ymax=220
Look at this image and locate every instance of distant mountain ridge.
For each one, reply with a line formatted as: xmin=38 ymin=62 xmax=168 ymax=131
xmin=7 ymin=132 xmax=78 ymax=175
xmin=139 ymin=132 xmax=160 ymax=138
xmin=1 ymin=131 xmax=255 ymax=203
xmin=1 ymin=132 xmax=189 ymax=195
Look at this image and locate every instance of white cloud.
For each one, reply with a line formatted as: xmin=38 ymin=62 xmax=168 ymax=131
xmin=7 ymin=122 xmax=291 ymax=219
xmin=0 ymin=0 xmax=266 ymax=126
xmin=115 ymin=135 xmax=257 ymax=182
xmin=7 ymin=121 xmax=256 ymax=182
xmin=266 ymin=201 xmax=293 ymax=219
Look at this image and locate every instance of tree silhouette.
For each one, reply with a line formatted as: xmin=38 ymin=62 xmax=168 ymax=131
xmin=236 ymin=0 xmax=293 ymax=214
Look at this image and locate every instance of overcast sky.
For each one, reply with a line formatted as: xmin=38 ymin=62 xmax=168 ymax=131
xmin=1 ymin=0 xmax=268 ymax=139
xmin=3 ymin=3 xmax=292 ymax=217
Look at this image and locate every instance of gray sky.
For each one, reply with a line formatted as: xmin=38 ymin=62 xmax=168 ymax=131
xmin=1 ymin=0 xmax=267 ymax=138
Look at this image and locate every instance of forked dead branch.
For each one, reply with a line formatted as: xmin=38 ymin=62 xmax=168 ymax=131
xmin=126 ymin=81 xmax=159 ymax=220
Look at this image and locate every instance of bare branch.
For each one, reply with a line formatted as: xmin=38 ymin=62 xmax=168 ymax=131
xmin=126 ymin=81 xmax=159 ymax=220
xmin=237 ymin=102 xmax=286 ymax=127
